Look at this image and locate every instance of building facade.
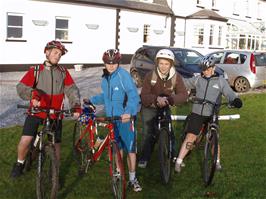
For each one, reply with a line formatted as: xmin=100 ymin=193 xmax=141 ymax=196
xmin=0 ymin=0 xmax=265 ymax=71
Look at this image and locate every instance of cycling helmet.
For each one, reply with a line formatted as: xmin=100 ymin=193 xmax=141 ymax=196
xmin=102 ymin=49 xmax=122 ymax=64
xmin=155 ymin=49 xmax=175 ymax=63
xmin=44 ymin=40 xmax=68 ymax=55
xmin=199 ymin=55 xmax=216 ymax=71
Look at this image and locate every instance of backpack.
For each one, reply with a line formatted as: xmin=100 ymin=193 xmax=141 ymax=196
xmin=150 ymin=70 xmax=177 ymax=91
xmin=32 ymin=65 xmax=66 ymax=89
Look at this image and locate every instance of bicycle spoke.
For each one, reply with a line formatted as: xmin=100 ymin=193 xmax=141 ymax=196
xmin=110 ymin=142 xmax=126 ymax=199
xmin=158 ymin=128 xmax=171 ymax=184
xmin=203 ymin=130 xmax=218 ymax=186
xmin=36 ymin=145 xmax=58 ymax=199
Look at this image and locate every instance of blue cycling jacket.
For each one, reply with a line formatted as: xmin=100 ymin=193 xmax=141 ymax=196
xmin=90 ymin=67 xmax=140 ymax=117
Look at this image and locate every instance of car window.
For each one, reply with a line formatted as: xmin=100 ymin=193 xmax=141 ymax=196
xmin=255 ymin=53 xmax=266 ymax=66
xmin=210 ymin=52 xmax=224 ymax=64
xmin=224 ymin=52 xmax=240 ymax=64
xmin=173 ymin=49 xmax=202 ymax=65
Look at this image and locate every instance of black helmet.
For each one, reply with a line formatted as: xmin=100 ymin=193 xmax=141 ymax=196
xmin=199 ymin=55 xmax=216 ymax=71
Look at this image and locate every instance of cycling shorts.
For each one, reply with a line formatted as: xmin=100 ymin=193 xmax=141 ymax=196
xmin=22 ymin=115 xmax=63 ymax=143
xmin=113 ymin=120 xmax=136 ymax=153
xmin=185 ymin=113 xmax=213 ymax=136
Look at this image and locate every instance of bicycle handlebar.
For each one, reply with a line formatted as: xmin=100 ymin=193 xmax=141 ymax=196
xmin=17 ymin=104 xmax=73 ymax=116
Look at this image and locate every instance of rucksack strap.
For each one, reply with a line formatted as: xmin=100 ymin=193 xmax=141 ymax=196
xmin=33 ymin=65 xmax=40 ymax=89
xmin=151 ymin=70 xmax=177 ymax=91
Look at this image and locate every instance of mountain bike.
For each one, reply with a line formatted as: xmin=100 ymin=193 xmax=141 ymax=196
xmin=73 ymin=107 xmax=127 ymax=199
xmin=18 ymin=104 xmax=72 ymax=199
xmin=156 ymin=105 xmax=173 ymax=184
xmin=171 ymin=99 xmax=240 ymax=186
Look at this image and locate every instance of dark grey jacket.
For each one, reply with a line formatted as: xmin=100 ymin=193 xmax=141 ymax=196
xmin=183 ymin=73 xmax=238 ymax=116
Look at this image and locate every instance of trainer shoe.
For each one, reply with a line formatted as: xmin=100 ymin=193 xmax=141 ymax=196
xmin=10 ymin=162 xmax=24 ymax=178
xmin=128 ymin=178 xmax=142 ymax=192
xmin=138 ymin=160 xmax=147 ymax=169
xmin=216 ymin=162 xmax=222 ymax=171
xmin=175 ymin=163 xmax=182 ymax=173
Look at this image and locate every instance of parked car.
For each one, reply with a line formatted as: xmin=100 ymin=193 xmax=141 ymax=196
xmin=206 ymin=50 xmax=266 ymax=92
xmin=129 ymin=45 xmax=225 ymax=88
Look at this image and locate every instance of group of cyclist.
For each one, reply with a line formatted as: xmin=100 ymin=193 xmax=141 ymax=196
xmin=10 ymin=40 xmax=242 ymax=193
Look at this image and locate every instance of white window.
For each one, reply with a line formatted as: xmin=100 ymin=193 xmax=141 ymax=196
xmin=209 ymin=25 xmax=214 ymax=45
xmin=55 ymin=17 xmax=69 ymax=41
xmin=193 ymin=25 xmax=204 ymax=45
xmin=7 ymin=13 xmax=23 ymax=39
xmin=143 ymin=24 xmax=150 ymax=43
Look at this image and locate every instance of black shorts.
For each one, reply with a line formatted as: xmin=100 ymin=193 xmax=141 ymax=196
xmin=22 ymin=115 xmax=63 ymax=143
xmin=185 ymin=113 xmax=212 ymax=136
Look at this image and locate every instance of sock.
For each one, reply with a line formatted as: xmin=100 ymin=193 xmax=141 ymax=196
xmin=176 ymin=158 xmax=183 ymax=165
xmin=17 ymin=159 xmax=25 ymax=164
xmin=217 ymin=159 xmax=220 ymax=163
xmin=129 ymin=171 xmax=136 ymax=182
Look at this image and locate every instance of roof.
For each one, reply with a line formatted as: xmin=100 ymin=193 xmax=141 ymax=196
xmin=50 ymin=0 xmax=173 ymax=15
xmin=187 ymin=9 xmax=228 ymax=22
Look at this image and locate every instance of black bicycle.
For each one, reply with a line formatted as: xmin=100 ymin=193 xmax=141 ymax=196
xmin=18 ymin=104 xmax=72 ymax=199
xmin=156 ymin=105 xmax=174 ymax=184
xmin=172 ymin=98 xmax=240 ymax=186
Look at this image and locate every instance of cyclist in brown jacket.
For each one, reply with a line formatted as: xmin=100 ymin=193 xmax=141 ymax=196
xmin=138 ymin=49 xmax=188 ymax=168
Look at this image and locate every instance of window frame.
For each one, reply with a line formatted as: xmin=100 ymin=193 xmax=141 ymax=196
xmin=55 ymin=16 xmax=70 ymax=42
xmin=6 ymin=12 xmax=25 ymax=41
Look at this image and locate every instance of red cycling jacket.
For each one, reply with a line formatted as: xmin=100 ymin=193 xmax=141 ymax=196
xmin=17 ymin=64 xmax=81 ymax=119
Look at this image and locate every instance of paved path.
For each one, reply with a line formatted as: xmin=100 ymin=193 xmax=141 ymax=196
xmin=0 ymin=65 xmax=130 ymax=128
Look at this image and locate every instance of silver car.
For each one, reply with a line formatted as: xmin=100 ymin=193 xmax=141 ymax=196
xmin=206 ymin=50 xmax=266 ymax=92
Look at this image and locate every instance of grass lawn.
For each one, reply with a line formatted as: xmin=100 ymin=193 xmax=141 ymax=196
xmin=0 ymin=93 xmax=265 ymax=199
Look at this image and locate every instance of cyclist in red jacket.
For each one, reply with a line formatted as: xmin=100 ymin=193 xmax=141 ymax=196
xmin=10 ymin=40 xmax=81 ymax=178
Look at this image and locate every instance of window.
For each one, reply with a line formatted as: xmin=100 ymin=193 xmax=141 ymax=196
xmin=55 ymin=17 xmax=69 ymax=41
xmin=193 ymin=25 xmax=204 ymax=45
xmin=7 ymin=13 xmax=23 ymax=39
xmin=143 ymin=24 xmax=150 ymax=43
xmin=211 ymin=52 xmax=224 ymax=64
xmin=218 ymin=26 xmax=222 ymax=46
xmin=224 ymin=53 xmax=240 ymax=64
xmin=239 ymin=35 xmax=246 ymax=49
xmin=209 ymin=25 xmax=214 ymax=45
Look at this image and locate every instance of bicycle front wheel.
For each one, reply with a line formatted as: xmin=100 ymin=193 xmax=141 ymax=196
xmin=158 ymin=128 xmax=171 ymax=184
xmin=109 ymin=142 xmax=126 ymax=199
xmin=203 ymin=129 xmax=218 ymax=186
xmin=73 ymin=122 xmax=91 ymax=175
xmin=36 ymin=144 xmax=58 ymax=199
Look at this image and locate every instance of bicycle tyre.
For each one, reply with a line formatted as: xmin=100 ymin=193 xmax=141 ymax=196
xmin=36 ymin=144 xmax=58 ymax=199
xmin=158 ymin=127 xmax=171 ymax=184
xmin=73 ymin=122 xmax=91 ymax=175
xmin=109 ymin=142 xmax=126 ymax=199
xmin=203 ymin=129 xmax=218 ymax=186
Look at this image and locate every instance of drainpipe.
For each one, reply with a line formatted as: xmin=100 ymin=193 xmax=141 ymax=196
xmin=115 ymin=9 xmax=120 ymax=50
xmin=170 ymin=15 xmax=175 ymax=46
xmin=183 ymin=18 xmax=187 ymax=48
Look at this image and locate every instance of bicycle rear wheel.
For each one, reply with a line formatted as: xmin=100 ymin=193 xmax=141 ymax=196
xmin=36 ymin=144 xmax=58 ymax=199
xmin=158 ymin=127 xmax=171 ymax=184
xmin=203 ymin=129 xmax=218 ymax=186
xmin=109 ymin=142 xmax=126 ymax=199
xmin=73 ymin=122 xmax=91 ymax=175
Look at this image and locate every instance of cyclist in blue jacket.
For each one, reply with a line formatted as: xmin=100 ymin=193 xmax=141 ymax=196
xmin=88 ymin=49 xmax=142 ymax=192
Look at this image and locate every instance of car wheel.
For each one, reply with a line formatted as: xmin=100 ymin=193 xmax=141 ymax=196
xmin=130 ymin=71 xmax=143 ymax=88
xmin=234 ymin=77 xmax=250 ymax=92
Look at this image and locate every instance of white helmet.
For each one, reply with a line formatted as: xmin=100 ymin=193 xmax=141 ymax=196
xmin=155 ymin=49 xmax=175 ymax=63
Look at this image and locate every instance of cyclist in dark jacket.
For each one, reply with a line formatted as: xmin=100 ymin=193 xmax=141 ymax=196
xmin=11 ymin=40 xmax=81 ymax=178
xmin=138 ymin=49 xmax=188 ymax=169
xmin=175 ymin=55 xmax=243 ymax=173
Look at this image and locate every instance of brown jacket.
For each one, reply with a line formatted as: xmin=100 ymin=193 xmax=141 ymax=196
xmin=141 ymin=69 xmax=188 ymax=107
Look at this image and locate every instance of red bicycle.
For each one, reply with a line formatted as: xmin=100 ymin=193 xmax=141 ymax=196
xmin=73 ymin=106 xmax=126 ymax=199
